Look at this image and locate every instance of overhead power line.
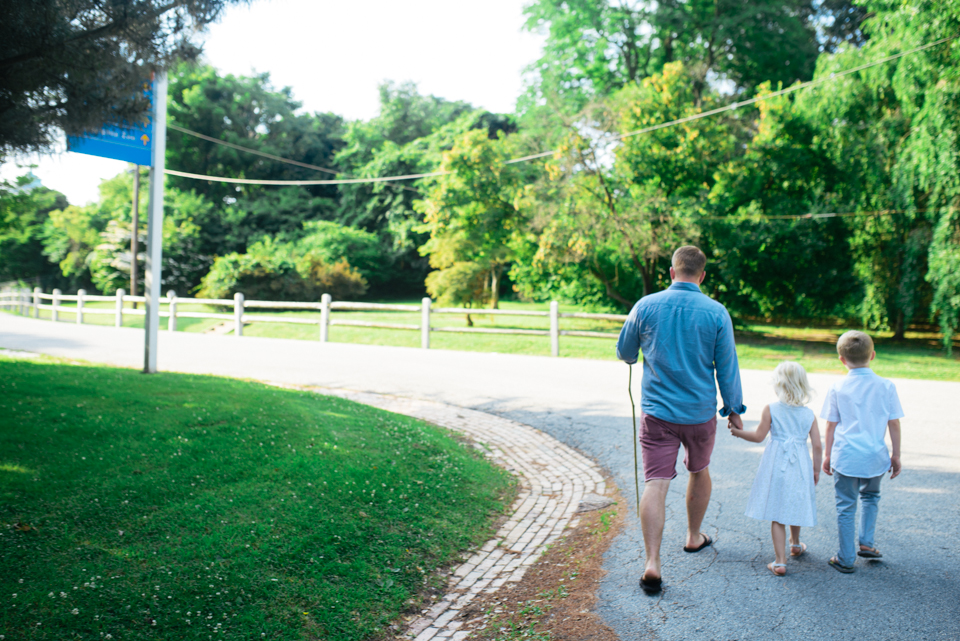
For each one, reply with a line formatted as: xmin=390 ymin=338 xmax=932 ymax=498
xmin=167 ymin=124 xmax=341 ymax=175
xmin=167 ymin=36 xmax=954 ymax=186
xmin=164 ymin=167 xmax=447 ymax=185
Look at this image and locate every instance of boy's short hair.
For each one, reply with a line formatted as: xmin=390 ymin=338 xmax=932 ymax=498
xmin=672 ymin=246 xmax=707 ymax=278
xmin=837 ymin=330 xmax=874 ymax=365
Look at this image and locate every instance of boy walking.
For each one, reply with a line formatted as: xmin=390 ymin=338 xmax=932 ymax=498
xmin=821 ymin=331 xmax=903 ymax=573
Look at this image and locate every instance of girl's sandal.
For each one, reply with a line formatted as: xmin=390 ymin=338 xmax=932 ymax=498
xmin=767 ymin=562 xmax=787 ymax=576
xmin=790 ymin=542 xmax=807 ymax=557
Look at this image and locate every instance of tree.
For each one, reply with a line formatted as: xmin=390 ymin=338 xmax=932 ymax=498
xmin=417 ymin=129 xmax=535 ymax=310
xmin=335 ymin=82 xmax=516 ymax=295
xmin=521 ymin=0 xmax=862 ymax=112
xmin=524 ymin=63 xmax=732 ymax=308
xmin=0 ymin=172 xmax=68 ymax=286
xmin=165 ymin=64 xmax=344 ymax=257
xmin=0 ymin=0 xmax=242 ymax=158
xmin=704 ymin=85 xmax=859 ymax=320
xmin=792 ymin=1 xmax=960 ymax=347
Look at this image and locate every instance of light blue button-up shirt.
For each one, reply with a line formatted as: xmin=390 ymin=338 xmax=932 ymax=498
xmin=820 ymin=367 xmax=904 ymax=478
xmin=616 ymin=282 xmax=746 ymax=424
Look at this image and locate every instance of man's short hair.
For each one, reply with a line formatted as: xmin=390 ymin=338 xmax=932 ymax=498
xmin=837 ymin=330 xmax=874 ymax=365
xmin=672 ymin=246 xmax=707 ymax=278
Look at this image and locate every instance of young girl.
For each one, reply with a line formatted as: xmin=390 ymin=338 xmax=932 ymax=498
xmin=729 ymin=361 xmax=822 ymax=576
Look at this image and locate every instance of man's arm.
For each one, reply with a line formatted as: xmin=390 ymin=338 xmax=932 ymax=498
xmin=888 ymin=418 xmax=901 ymax=479
xmin=714 ymin=310 xmax=746 ymax=424
xmin=616 ymin=303 xmax=642 ymax=364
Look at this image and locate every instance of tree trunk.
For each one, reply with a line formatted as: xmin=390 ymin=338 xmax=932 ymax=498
xmin=893 ymin=310 xmax=906 ymax=341
xmin=641 ymin=263 xmax=654 ymax=298
xmin=489 ymin=267 xmax=501 ymax=309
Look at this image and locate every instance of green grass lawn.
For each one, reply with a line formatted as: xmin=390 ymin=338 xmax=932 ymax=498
xmin=5 ymin=299 xmax=958 ymax=380
xmin=0 ymin=356 xmax=515 ymax=640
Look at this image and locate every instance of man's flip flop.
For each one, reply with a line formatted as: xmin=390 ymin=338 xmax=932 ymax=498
xmin=683 ymin=533 xmax=713 ymax=553
xmin=858 ymin=546 xmax=883 ymax=558
xmin=828 ymin=557 xmax=855 ymax=573
xmin=639 ymin=574 xmax=662 ymax=594
xmin=790 ymin=542 xmax=807 ymax=557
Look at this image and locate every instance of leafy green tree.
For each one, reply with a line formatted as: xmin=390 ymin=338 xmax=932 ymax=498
xmin=521 ymin=0 xmax=860 ymax=112
xmin=792 ymin=1 xmax=960 ymax=346
xmin=704 ymin=87 xmax=859 ymax=319
xmin=417 ymin=129 xmax=535 ymax=309
xmin=0 ymin=172 xmax=68 ymax=286
xmin=524 ymin=63 xmax=730 ymax=308
xmin=0 ymin=0 xmax=242 ymax=157
xmin=166 ymin=64 xmax=344 ymax=256
xmin=336 ymin=82 xmax=516 ymax=295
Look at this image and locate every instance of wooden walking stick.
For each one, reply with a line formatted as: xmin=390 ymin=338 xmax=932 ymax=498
xmin=628 ymin=363 xmax=640 ymax=517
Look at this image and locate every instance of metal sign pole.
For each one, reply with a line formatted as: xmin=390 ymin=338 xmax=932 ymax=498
xmin=131 ymin=167 xmax=140 ymax=309
xmin=143 ymin=71 xmax=167 ymax=373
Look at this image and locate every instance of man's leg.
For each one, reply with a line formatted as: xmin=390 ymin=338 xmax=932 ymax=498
xmin=858 ymin=474 xmax=883 ymax=552
xmin=686 ymin=467 xmax=712 ymax=549
xmin=833 ymin=472 xmax=858 ymax=567
xmin=640 ymin=479 xmax=671 ymax=580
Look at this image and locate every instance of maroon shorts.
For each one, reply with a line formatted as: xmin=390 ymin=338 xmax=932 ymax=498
xmin=639 ymin=413 xmax=717 ymax=481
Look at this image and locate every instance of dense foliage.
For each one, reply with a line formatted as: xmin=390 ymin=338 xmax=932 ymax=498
xmin=2 ymin=0 xmax=959 ymax=351
xmin=0 ymin=0 xmax=244 ymax=156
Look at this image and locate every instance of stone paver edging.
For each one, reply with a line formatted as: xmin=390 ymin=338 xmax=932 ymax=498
xmin=305 ymin=387 xmax=607 ymax=640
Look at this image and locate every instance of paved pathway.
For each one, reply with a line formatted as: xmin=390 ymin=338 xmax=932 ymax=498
xmin=2 ymin=314 xmax=959 ymax=640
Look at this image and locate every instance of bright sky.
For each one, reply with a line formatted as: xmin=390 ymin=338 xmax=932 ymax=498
xmin=1 ymin=0 xmax=544 ymax=205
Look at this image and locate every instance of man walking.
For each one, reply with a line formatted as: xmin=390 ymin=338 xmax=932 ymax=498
xmin=617 ymin=246 xmax=745 ymax=594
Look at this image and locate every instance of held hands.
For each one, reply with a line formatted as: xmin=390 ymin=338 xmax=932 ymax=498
xmin=727 ymin=413 xmax=744 ymax=431
xmin=890 ymin=455 xmax=901 ymax=479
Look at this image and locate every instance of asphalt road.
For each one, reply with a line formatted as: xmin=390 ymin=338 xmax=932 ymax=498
xmin=2 ymin=314 xmax=958 ymax=640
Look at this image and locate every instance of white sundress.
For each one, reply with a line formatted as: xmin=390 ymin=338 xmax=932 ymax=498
xmin=744 ymin=402 xmax=818 ymax=527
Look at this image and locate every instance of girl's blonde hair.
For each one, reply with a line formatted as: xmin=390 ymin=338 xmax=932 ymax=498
xmin=773 ymin=361 xmax=813 ymax=406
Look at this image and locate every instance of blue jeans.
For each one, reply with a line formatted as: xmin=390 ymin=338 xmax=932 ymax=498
xmin=833 ymin=472 xmax=883 ymax=567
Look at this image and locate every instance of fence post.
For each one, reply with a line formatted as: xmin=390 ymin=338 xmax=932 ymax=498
xmin=52 ymin=288 xmax=61 ymax=322
xmin=115 ymin=289 xmax=125 ymax=328
xmin=421 ymin=297 xmax=431 ymax=349
xmin=76 ymin=289 xmax=86 ymax=324
xmin=33 ymin=287 xmax=40 ymax=318
xmin=320 ymin=293 xmax=331 ymax=342
xmin=234 ymin=292 xmax=244 ymax=337
xmin=167 ymin=291 xmax=177 ymax=332
xmin=550 ymin=300 xmax=559 ymax=357
xmin=17 ymin=288 xmax=23 ymax=315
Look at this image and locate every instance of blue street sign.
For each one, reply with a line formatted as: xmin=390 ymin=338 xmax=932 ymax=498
xmin=68 ymin=81 xmax=154 ymax=166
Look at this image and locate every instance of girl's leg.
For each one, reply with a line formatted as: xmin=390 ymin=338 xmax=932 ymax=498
xmin=789 ymin=526 xmax=801 ymax=546
xmin=769 ymin=521 xmax=787 ymax=575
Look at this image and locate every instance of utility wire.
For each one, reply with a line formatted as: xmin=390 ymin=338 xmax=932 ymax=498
xmin=167 ymin=36 xmax=954 ymax=186
xmin=168 ymin=123 xmax=340 ymax=175
xmin=167 ymin=123 xmax=422 ymax=192
xmin=164 ymin=167 xmax=447 ymax=185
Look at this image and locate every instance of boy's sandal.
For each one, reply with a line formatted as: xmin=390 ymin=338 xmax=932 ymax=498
xmin=789 ymin=542 xmax=807 ymax=557
xmin=828 ymin=557 xmax=855 ymax=573
xmin=768 ymin=562 xmax=787 ymax=576
xmin=857 ymin=546 xmax=882 ymax=559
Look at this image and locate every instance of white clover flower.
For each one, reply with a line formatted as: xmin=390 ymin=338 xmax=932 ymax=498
xmin=71 ymin=608 xmax=79 ymax=615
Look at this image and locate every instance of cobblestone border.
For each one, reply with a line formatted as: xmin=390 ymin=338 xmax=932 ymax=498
xmin=308 ymin=388 xmax=607 ymax=640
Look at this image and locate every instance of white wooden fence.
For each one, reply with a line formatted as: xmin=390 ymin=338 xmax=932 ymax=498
xmin=0 ymin=287 xmax=626 ymax=356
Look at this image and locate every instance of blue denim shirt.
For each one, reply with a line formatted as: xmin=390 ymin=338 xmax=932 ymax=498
xmin=616 ymin=282 xmax=746 ymax=424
